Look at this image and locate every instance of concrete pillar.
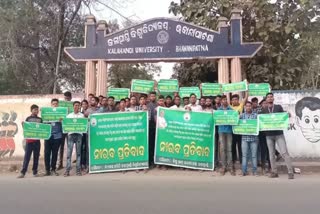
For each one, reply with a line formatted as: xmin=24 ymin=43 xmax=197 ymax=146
xmin=85 ymin=61 xmax=96 ymax=97
xmin=218 ymin=58 xmax=229 ymax=84
xmin=231 ymin=57 xmax=242 ymax=98
xmin=96 ymin=60 xmax=107 ymax=96
xmin=231 ymin=57 xmax=242 ymax=83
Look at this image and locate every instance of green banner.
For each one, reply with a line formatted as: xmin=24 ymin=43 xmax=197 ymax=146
xmin=59 ymin=101 xmax=74 ymax=113
xmin=89 ymin=112 xmax=149 ymax=173
xmin=62 ymin=118 xmax=88 ymax=134
xmin=222 ymin=81 xmax=248 ymax=93
xmin=258 ymin=113 xmax=289 ymax=131
xmin=155 ymin=107 xmax=215 ymax=170
xmin=232 ymin=119 xmax=258 ymax=135
xmin=248 ymin=83 xmax=271 ymax=96
xmin=213 ymin=110 xmax=239 ymax=125
xmin=23 ymin=122 xmax=52 ymax=140
xmin=131 ymin=79 xmax=154 ymax=94
xmin=179 ymin=87 xmax=201 ymax=98
xmin=107 ymin=88 xmax=130 ymax=101
xmin=158 ymin=79 xmax=179 ymax=93
xmin=41 ymin=107 xmax=68 ymax=122
xmin=201 ymin=83 xmax=221 ymax=96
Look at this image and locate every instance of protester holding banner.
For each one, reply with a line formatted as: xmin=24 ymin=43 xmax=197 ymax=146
xmin=84 ymin=97 xmax=101 ymax=117
xmin=260 ymin=93 xmax=294 ymax=179
xmin=147 ymin=92 xmax=157 ymax=167
xmin=137 ymin=95 xmax=148 ymax=111
xmin=170 ymin=95 xmax=184 ymax=110
xmin=165 ymin=95 xmax=173 ymax=108
xmin=126 ymin=96 xmax=138 ymax=112
xmin=182 ymin=97 xmax=189 ymax=107
xmin=44 ymin=99 xmax=63 ymax=176
xmin=185 ymin=93 xmax=202 ymax=112
xmin=80 ymin=99 xmax=89 ymax=171
xmin=240 ymin=101 xmax=259 ymax=176
xmin=63 ymin=101 xmax=85 ymax=177
xmin=214 ymin=95 xmax=222 ymax=109
xmin=99 ymin=97 xmax=108 ymax=112
xmin=18 ymin=105 xmax=43 ymax=178
xmin=217 ymin=95 xmax=235 ymax=176
xmin=105 ymin=96 xmax=117 ymax=112
xmin=118 ymin=99 xmax=126 ymax=112
xmin=203 ymin=98 xmax=214 ymax=112
xmin=231 ymin=92 xmax=248 ymax=165
xmin=57 ymin=91 xmax=72 ymax=170
xmin=200 ymin=97 xmax=206 ymax=110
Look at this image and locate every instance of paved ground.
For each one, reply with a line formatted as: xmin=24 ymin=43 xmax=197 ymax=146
xmin=0 ymin=170 xmax=320 ymax=214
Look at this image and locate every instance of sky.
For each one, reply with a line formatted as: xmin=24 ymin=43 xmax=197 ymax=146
xmin=92 ymin=0 xmax=179 ymax=80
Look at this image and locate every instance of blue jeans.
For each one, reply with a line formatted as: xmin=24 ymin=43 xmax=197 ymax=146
xmin=66 ymin=134 xmax=82 ymax=173
xmin=241 ymin=139 xmax=258 ymax=174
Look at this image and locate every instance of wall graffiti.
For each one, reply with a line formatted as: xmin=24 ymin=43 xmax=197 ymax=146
xmin=0 ymin=111 xmax=18 ymax=158
xmin=273 ymin=91 xmax=320 ymax=158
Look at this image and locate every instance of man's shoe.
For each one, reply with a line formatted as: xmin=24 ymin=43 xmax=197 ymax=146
xmin=64 ymin=171 xmax=70 ymax=177
xmin=33 ymin=174 xmax=40 ymax=178
xmin=240 ymin=172 xmax=247 ymax=177
xmin=76 ymin=172 xmax=82 ymax=176
xmin=17 ymin=173 xmax=25 ymax=179
xmin=44 ymin=171 xmax=51 ymax=176
xmin=51 ymin=170 xmax=59 ymax=176
xmin=230 ymin=170 xmax=236 ymax=176
xmin=57 ymin=165 xmax=64 ymax=171
xmin=288 ymin=173 xmax=294 ymax=179
xmin=269 ymin=172 xmax=279 ymax=178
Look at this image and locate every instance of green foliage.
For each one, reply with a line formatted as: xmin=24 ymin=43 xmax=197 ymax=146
xmin=169 ymin=0 xmax=320 ymax=89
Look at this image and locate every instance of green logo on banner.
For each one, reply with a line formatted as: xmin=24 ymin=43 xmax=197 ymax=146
xmin=131 ymin=79 xmax=154 ymax=94
xmin=248 ymin=83 xmax=270 ymax=96
xmin=213 ymin=110 xmax=239 ymax=125
xmin=258 ymin=113 xmax=289 ymax=131
xmin=179 ymin=87 xmax=201 ymax=98
xmin=222 ymin=81 xmax=248 ymax=93
xmin=23 ymin=122 xmax=52 ymax=140
xmin=155 ymin=107 xmax=215 ymax=170
xmin=201 ymin=83 xmax=221 ymax=96
xmin=62 ymin=118 xmax=88 ymax=134
xmin=232 ymin=119 xmax=258 ymax=135
xmin=107 ymin=88 xmax=130 ymax=101
xmin=41 ymin=107 xmax=68 ymax=122
xmin=89 ymin=112 xmax=149 ymax=173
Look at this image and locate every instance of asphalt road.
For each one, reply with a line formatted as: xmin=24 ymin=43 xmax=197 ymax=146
xmin=0 ymin=171 xmax=319 ymax=214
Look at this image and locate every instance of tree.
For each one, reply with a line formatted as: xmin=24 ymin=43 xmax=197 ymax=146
xmin=108 ymin=63 xmax=161 ymax=88
xmin=169 ymin=0 xmax=320 ymax=89
xmin=0 ymin=0 xmax=131 ymax=95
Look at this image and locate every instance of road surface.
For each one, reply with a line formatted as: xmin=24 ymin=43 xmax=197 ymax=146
xmin=0 ymin=171 xmax=319 ymax=214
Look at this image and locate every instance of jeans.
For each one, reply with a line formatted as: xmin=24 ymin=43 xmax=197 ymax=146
xmin=241 ymin=139 xmax=258 ymax=174
xmin=219 ymin=133 xmax=233 ymax=169
xmin=259 ymin=132 xmax=270 ymax=170
xmin=266 ymin=135 xmax=293 ymax=174
xmin=58 ymin=134 xmax=67 ymax=167
xmin=44 ymin=137 xmax=62 ymax=172
xmin=21 ymin=141 xmax=40 ymax=175
xmin=232 ymin=134 xmax=242 ymax=163
xmin=66 ymin=134 xmax=82 ymax=173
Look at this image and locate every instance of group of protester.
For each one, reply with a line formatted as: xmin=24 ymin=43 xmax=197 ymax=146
xmin=18 ymin=89 xmax=294 ymax=179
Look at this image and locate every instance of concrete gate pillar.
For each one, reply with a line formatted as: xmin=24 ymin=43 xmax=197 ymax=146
xmin=85 ymin=61 xmax=96 ymax=97
xmin=96 ymin=60 xmax=107 ymax=96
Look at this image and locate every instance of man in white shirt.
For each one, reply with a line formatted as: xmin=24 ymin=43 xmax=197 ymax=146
xmin=170 ymin=96 xmax=184 ymax=110
xmin=185 ymin=93 xmax=202 ymax=112
xmin=64 ymin=101 xmax=85 ymax=177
